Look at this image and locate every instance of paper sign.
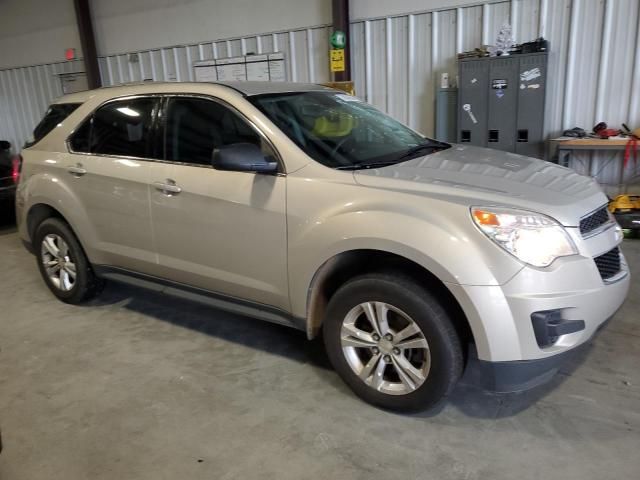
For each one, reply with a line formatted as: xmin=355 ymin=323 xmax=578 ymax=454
xmin=330 ymin=49 xmax=345 ymax=73
xmin=193 ymin=53 xmax=287 ymax=82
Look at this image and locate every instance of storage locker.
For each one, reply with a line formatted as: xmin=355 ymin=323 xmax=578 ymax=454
xmin=457 ymin=59 xmax=489 ymax=147
xmin=515 ymin=53 xmax=548 ymax=158
xmin=487 ymin=56 xmax=518 ymax=152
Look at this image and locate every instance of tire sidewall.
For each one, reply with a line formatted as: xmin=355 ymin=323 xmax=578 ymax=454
xmin=323 ymin=274 xmax=463 ymax=411
xmin=34 ymin=218 xmax=91 ymax=303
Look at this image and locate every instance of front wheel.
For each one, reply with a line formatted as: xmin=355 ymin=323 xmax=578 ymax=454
xmin=323 ymin=273 xmax=463 ymax=412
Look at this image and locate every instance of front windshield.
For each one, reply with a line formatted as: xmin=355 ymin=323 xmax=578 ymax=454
xmin=249 ymin=91 xmax=449 ymax=169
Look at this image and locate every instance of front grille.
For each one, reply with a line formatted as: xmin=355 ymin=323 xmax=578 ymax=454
xmin=594 ymin=247 xmax=621 ymax=281
xmin=579 ymin=206 xmax=610 ymax=236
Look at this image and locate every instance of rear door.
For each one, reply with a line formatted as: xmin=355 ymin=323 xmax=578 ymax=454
xmin=150 ymin=95 xmax=289 ymax=310
xmin=67 ymin=96 xmax=170 ymax=274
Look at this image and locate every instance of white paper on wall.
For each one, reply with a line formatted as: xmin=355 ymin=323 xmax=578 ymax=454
xmin=193 ymin=53 xmax=287 ymax=82
xmin=193 ymin=60 xmax=218 ymax=82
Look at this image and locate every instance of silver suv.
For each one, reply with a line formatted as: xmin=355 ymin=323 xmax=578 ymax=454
xmin=16 ymin=82 xmax=630 ymax=411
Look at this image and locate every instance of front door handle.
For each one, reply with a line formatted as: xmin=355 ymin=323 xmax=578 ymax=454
xmin=67 ymin=163 xmax=87 ymax=176
xmin=153 ymin=179 xmax=182 ymax=195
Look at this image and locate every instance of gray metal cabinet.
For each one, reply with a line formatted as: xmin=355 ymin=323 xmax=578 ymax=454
xmin=457 ymin=53 xmax=548 ymax=158
xmin=435 ymin=88 xmax=458 ymax=143
xmin=487 ymin=57 xmax=518 ymax=152
xmin=515 ymin=53 xmax=547 ymax=158
xmin=457 ymin=59 xmax=489 ymax=147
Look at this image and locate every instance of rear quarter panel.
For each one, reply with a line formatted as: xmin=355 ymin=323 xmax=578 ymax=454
xmin=17 ymin=149 xmax=103 ymax=263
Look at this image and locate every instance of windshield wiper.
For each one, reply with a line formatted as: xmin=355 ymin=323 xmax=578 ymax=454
xmin=335 ymin=141 xmax=450 ymax=170
xmin=396 ymin=141 xmax=448 ymax=160
xmin=335 ymin=161 xmax=400 ymax=170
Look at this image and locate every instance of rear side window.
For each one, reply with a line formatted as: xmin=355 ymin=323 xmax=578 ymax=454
xmin=91 ymin=98 xmax=157 ymax=157
xmin=70 ymin=97 xmax=158 ymax=158
xmin=31 ymin=103 xmax=81 ymax=145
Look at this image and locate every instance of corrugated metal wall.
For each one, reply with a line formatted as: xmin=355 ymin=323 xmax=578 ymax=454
xmin=96 ymin=27 xmax=331 ymax=85
xmin=350 ymin=0 xmax=640 ymax=193
xmin=1 ymin=0 xmax=639 ymax=192
xmin=0 ymin=59 xmax=84 ymax=151
xmin=0 ymin=27 xmax=332 ymax=150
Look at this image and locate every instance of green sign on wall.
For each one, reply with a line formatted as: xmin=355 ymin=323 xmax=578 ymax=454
xmin=330 ymin=30 xmax=346 ymax=49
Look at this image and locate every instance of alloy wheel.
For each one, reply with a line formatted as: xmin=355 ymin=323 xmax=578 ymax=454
xmin=41 ymin=234 xmax=77 ymax=292
xmin=340 ymin=301 xmax=431 ymax=395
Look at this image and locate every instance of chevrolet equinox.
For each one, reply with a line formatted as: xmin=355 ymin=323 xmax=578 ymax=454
xmin=16 ymin=82 xmax=630 ymax=411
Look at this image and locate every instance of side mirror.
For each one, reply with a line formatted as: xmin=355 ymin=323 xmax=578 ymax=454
xmin=212 ymin=143 xmax=278 ymax=174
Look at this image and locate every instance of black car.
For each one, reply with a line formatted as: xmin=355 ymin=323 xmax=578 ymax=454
xmin=0 ymin=140 xmax=20 ymax=208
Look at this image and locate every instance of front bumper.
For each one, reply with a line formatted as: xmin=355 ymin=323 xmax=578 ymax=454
xmin=468 ymin=316 xmax=613 ymax=392
xmin=447 ymin=222 xmax=629 ymax=392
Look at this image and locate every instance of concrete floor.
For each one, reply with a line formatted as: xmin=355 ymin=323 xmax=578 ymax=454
xmin=0 ymin=209 xmax=638 ymax=480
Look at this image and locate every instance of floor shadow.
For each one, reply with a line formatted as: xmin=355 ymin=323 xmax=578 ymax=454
xmin=446 ymin=341 xmax=593 ymax=419
xmin=83 ymin=279 xmax=593 ymax=419
xmin=86 ymin=281 xmax=333 ymax=371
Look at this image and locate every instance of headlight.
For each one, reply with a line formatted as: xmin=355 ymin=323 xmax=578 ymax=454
xmin=471 ymin=206 xmax=578 ymax=267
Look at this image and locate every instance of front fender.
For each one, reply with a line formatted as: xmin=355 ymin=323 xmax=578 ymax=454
xmin=287 ymin=206 xmax=523 ymax=319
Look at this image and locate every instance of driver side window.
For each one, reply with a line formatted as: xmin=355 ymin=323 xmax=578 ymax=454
xmin=164 ymin=97 xmax=272 ymax=166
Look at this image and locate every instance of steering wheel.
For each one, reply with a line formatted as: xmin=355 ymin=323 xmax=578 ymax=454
xmin=330 ymin=135 xmax=357 ymax=157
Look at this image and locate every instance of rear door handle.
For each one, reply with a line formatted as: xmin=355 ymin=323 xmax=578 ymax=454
xmin=67 ymin=164 xmax=87 ymax=176
xmin=153 ymin=179 xmax=182 ymax=195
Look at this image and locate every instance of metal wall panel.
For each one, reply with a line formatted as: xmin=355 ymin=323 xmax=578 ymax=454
xmin=0 ymin=27 xmax=330 ymax=149
xmin=97 ymin=27 xmax=331 ymax=86
xmin=1 ymin=0 xmax=639 ymax=194
xmin=351 ymin=0 xmax=640 ymax=193
xmin=0 ymin=59 xmax=83 ymax=149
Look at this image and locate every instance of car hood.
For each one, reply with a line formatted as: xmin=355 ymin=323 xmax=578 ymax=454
xmin=352 ymin=144 xmax=607 ymax=226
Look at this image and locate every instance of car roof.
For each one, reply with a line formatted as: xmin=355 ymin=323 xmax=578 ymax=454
xmin=52 ymin=81 xmax=336 ymax=105
xmin=214 ymin=81 xmax=335 ymax=96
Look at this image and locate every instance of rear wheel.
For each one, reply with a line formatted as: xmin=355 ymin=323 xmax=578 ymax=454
xmin=34 ymin=218 xmax=103 ymax=303
xmin=323 ymin=272 xmax=463 ymax=411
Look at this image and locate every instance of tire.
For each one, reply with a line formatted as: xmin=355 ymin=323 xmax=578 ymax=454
xmin=323 ymin=272 xmax=463 ymax=412
xmin=34 ymin=218 xmax=103 ymax=304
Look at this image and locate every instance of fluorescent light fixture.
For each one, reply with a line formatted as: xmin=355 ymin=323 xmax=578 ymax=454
xmin=117 ymin=107 xmax=140 ymax=117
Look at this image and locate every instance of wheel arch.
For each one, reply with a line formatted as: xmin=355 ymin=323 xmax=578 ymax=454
xmin=19 ymin=171 xmax=98 ymax=261
xmin=26 ymin=203 xmax=66 ymax=244
xmin=305 ymin=249 xmax=473 ymax=350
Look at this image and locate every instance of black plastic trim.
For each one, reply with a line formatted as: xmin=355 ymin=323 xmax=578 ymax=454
xmin=531 ymin=309 xmax=585 ymax=348
xmin=471 ymin=316 xmax=614 ymax=393
xmin=93 ymin=265 xmax=305 ymax=331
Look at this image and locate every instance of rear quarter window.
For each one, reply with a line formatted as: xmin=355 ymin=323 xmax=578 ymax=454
xmin=30 ymin=103 xmax=81 ymax=146
xmin=69 ymin=98 xmax=158 ymax=158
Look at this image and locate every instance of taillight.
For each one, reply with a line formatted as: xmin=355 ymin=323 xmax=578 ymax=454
xmin=11 ymin=155 xmax=22 ymax=184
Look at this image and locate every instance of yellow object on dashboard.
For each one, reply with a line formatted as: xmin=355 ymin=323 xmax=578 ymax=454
xmin=313 ymin=114 xmax=355 ymax=137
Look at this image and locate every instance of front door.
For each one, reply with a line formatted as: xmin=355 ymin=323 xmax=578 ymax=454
xmin=150 ymin=96 xmax=289 ymax=310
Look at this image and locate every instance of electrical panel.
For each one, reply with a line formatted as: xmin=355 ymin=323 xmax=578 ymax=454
xmin=457 ymin=53 xmax=548 ymax=158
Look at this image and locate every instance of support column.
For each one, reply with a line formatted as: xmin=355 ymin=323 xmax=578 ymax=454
xmin=74 ymin=0 xmax=101 ymax=88
xmin=332 ymin=0 xmax=351 ymax=81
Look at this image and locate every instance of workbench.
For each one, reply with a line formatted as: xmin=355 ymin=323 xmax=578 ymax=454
xmin=552 ymin=137 xmax=629 ymax=167
xmin=551 ymin=137 xmax=636 ymax=192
